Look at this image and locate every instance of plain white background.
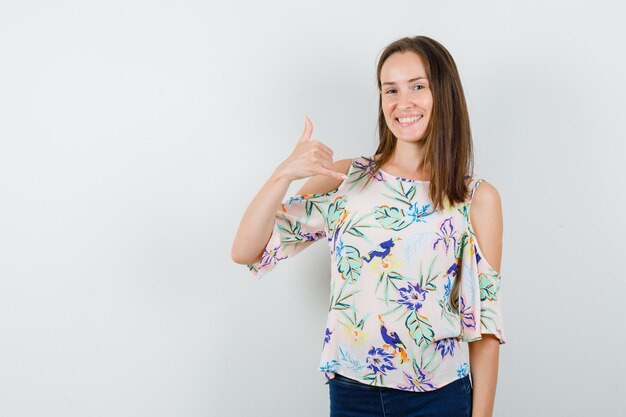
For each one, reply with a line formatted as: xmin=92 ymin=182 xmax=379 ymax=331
xmin=1 ymin=1 xmax=624 ymax=416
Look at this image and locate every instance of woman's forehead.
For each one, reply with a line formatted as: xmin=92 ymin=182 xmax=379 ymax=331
xmin=380 ymin=52 xmax=428 ymax=83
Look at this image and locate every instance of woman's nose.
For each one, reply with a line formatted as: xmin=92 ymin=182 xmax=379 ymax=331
xmin=397 ymin=91 xmax=414 ymax=108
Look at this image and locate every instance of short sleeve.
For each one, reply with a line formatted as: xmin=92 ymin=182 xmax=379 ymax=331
xmin=245 ymin=191 xmax=335 ymax=279
xmin=457 ymin=179 xmax=506 ymax=344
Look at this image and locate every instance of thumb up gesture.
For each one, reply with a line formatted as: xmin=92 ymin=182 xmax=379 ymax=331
xmin=275 ymin=116 xmax=348 ymax=182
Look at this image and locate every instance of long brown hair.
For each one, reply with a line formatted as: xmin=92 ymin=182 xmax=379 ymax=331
xmin=372 ymin=36 xmax=474 ymax=212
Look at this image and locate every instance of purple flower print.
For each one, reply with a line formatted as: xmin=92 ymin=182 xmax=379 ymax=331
xmin=447 ymin=262 xmax=458 ymax=279
xmin=301 ymin=231 xmax=326 ymax=242
xmin=474 ymin=244 xmax=482 ymax=264
xmin=397 ymin=282 xmax=428 ymax=311
xmin=433 ymin=217 xmax=457 ymax=254
xmin=397 ymin=368 xmax=436 ymax=392
xmin=434 ymin=338 xmax=456 ymax=358
xmin=355 ymin=158 xmax=384 ymax=182
xmin=259 ymin=245 xmax=287 ymax=268
xmin=323 ymin=328 xmax=333 ymax=347
xmin=366 ymin=346 xmax=396 ymax=375
xmin=459 ymin=296 xmax=476 ymax=329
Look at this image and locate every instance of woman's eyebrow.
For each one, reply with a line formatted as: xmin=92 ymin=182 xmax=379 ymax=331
xmin=381 ymin=77 xmax=428 ymax=86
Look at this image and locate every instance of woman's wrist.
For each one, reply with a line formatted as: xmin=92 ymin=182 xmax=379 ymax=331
xmin=270 ymin=163 xmax=295 ymax=184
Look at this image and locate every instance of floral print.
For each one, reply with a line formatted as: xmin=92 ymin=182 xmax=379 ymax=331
xmin=397 ymin=282 xmax=428 ymax=312
xmin=245 ymin=156 xmax=506 ymax=391
xmin=366 ymin=346 xmax=397 ymax=375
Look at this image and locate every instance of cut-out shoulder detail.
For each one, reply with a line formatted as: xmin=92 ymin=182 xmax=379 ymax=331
xmin=468 ymin=180 xmax=503 ymax=275
xmin=470 ymin=180 xmax=500 ymax=205
xmin=296 ymin=158 xmax=353 ymax=195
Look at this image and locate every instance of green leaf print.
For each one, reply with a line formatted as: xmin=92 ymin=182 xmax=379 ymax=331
xmin=374 ymin=206 xmax=413 ymax=231
xmin=383 ymin=180 xmax=416 ymax=206
xmin=457 ymin=202 xmax=470 ymax=222
xmin=326 ymin=195 xmax=348 ymax=232
xmin=362 ymin=373 xmax=378 ymax=384
xmin=338 ymin=346 xmax=367 ymax=371
xmin=292 ymin=220 xmax=301 ymax=236
xmin=439 ymin=299 xmax=459 ymax=326
xmin=343 ymin=212 xmax=376 ymax=242
xmin=304 ymin=200 xmax=317 ymax=218
xmin=303 ymin=192 xmax=334 ymax=218
xmin=339 ymin=309 xmax=369 ymax=330
xmin=277 ymin=216 xmax=304 ymax=244
xmin=479 ymin=272 xmax=499 ymax=301
xmin=330 ymin=298 xmax=356 ymax=311
xmin=337 ymin=245 xmax=363 ymax=283
xmin=455 ymin=231 xmax=469 ymax=259
xmin=419 ymin=257 xmax=440 ymax=292
xmin=406 ymin=311 xmax=435 ymax=347
xmin=345 ymin=226 xmax=366 ymax=238
xmin=419 ymin=347 xmax=440 ymax=373
xmin=329 ymin=279 xmax=360 ymax=312
xmin=480 ymin=306 xmax=498 ymax=331
xmin=375 ymin=270 xmax=405 ymax=306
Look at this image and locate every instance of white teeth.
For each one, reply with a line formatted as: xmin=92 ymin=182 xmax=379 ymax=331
xmin=398 ymin=115 xmax=422 ymax=123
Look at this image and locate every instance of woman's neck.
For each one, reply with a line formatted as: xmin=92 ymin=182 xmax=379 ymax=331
xmin=376 ymin=142 xmax=431 ymax=181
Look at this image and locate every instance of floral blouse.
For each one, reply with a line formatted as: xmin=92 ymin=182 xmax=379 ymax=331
xmin=245 ymin=155 xmax=506 ymax=392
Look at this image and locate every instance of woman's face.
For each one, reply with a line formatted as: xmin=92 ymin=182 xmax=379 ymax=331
xmin=380 ymin=51 xmax=433 ymax=143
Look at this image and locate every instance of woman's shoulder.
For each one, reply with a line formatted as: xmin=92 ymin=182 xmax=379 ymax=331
xmin=467 ymin=178 xmax=502 ymax=236
xmin=467 ymin=178 xmax=503 ymax=273
xmin=296 ymin=157 xmax=356 ymax=195
xmin=468 ymin=177 xmax=501 ymax=206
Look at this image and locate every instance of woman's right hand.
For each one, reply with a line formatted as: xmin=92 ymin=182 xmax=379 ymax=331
xmin=274 ymin=116 xmax=349 ymax=182
xmin=231 ymin=116 xmax=347 ymax=265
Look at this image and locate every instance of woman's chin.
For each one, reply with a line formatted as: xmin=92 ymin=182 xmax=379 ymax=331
xmin=394 ymin=134 xmax=426 ymax=143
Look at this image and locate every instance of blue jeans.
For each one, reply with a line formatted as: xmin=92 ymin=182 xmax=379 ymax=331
xmin=328 ymin=373 xmax=472 ymax=417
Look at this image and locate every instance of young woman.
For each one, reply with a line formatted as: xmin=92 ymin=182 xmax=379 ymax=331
xmin=231 ymin=35 xmax=506 ymax=417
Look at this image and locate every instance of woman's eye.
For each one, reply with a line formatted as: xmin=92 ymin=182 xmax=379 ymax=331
xmin=412 ymin=84 xmax=424 ymax=90
xmin=385 ymin=89 xmax=396 ymax=94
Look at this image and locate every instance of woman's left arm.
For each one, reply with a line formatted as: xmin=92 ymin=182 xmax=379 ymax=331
xmin=468 ymin=180 xmax=503 ymax=417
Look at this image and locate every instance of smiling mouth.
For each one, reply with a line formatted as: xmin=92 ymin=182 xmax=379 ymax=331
xmin=396 ymin=115 xmax=423 ymax=126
